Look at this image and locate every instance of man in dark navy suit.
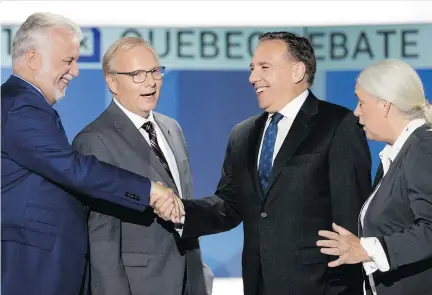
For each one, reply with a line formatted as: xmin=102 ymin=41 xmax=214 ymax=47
xmin=1 ymin=12 xmax=182 ymax=295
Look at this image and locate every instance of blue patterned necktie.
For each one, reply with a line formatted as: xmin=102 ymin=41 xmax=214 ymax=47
xmin=258 ymin=112 xmax=284 ymax=193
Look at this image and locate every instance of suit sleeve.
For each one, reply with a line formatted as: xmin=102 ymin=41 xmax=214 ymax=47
xmin=329 ymin=112 xmax=372 ymax=233
xmin=328 ymin=112 xmax=372 ymax=293
xmin=72 ymin=132 xmax=132 ymax=295
xmin=4 ymin=103 xmax=151 ymax=210
xmin=181 ymin=126 xmax=243 ymax=238
xmin=382 ymin=138 xmax=432 ymax=271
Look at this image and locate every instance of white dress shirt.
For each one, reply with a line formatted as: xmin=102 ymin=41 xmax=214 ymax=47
xmin=257 ymin=89 xmax=309 ymax=167
xmin=113 ymin=98 xmax=183 ymax=199
xmin=360 ymin=118 xmax=426 ymax=295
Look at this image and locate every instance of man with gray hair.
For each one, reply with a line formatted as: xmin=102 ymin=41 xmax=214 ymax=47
xmin=1 ymin=12 xmax=180 ymax=295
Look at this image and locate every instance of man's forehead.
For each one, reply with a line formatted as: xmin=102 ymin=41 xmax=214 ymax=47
xmin=49 ymin=27 xmax=76 ymax=40
xmin=251 ymin=52 xmax=287 ymax=65
xmin=116 ymin=46 xmax=159 ymax=70
xmin=123 ymin=45 xmax=156 ymax=59
xmin=49 ymin=29 xmax=79 ymax=48
xmin=40 ymin=29 xmax=78 ymax=59
xmin=252 ymin=41 xmax=288 ymax=61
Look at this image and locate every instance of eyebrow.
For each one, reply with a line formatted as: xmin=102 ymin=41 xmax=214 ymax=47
xmin=249 ymin=61 xmax=271 ymax=68
xmin=132 ymin=66 xmax=161 ymax=72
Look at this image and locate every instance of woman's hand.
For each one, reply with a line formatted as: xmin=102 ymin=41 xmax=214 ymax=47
xmin=317 ymin=223 xmax=371 ymax=267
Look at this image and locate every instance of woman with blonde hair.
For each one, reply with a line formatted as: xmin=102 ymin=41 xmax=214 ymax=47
xmin=317 ymin=59 xmax=432 ymax=295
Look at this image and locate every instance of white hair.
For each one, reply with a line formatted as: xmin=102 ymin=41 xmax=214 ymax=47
xmin=12 ymin=12 xmax=82 ymax=64
xmin=357 ymin=59 xmax=432 ymax=126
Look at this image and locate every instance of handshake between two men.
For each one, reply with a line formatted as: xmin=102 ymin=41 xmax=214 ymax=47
xmin=150 ymin=182 xmax=184 ymax=224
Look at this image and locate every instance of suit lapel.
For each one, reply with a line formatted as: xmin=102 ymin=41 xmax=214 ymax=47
xmin=108 ymin=102 xmax=177 ymax=192
xmin=365 ymin=126 xmax=424 ymax=216
xmin=264 ymin=93 xmax=318 ymax=198
xmin=247 ymin=113 xmax=268 ymax=199
xmin=360 ymin=164 xmax=383 ymax=237
xmin=372 ymin=164 xmax=384 ymax=191
xmin=109 ymin=101 xmax=150 ymax=161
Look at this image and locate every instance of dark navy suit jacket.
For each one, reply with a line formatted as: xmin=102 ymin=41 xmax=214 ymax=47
xmin=1 ymin=75 xmax=152 ymax=295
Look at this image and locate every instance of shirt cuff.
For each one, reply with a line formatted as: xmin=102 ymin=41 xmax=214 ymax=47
xmin=175 ymin=227 xmax=183 ymax=236
xmin=360 ymin=237 xmax=390 ymax=274
xmin=174 ymin=216 xmax=185 ymax=237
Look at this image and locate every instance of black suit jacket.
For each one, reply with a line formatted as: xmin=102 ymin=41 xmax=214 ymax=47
xmin=182 ymin=92 xmax=372 ymax=295
xmin=363 ymin=125 xmax=432 ymax=295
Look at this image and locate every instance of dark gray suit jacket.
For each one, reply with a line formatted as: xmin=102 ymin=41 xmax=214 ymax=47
xmin=72 ymin=101 xmax=213 ymax=295
xmin=363 ymin=124 xmax=432 ymax=295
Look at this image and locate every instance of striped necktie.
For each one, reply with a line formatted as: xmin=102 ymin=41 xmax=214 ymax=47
xmin=142 ymin=121 xmax=175 ymax=183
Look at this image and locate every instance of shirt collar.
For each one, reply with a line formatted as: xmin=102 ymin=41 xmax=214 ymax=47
xmin=379 ymin=118 xmax=426 ymax=162
xmin=113 ymin=97 xmax=155 ymax=130
xmin=267 ymin=89 xmax=309 ymax=122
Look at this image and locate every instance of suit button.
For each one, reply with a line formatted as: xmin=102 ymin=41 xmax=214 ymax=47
xmin=261 ymin=212 xmax=267 ymax=218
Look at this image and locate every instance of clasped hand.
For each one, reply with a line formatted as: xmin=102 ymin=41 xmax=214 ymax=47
xmin=149 ymin=182 xmax=184 ymax=223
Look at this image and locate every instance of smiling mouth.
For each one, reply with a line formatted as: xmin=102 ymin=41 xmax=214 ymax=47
xmin=61 ymin=77 xmax=69 ymax=85
xmin=255 ymin=86 xmax=268 ymax=94
xmin=140 ymin=91 xmax=156 ymax=97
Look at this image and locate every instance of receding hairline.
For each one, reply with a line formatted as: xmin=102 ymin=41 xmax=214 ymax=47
xmin=103 ymin=39 xmax=159 ymax=74
xmin=37 ymin=26 xmax=80 ymax=54
xmin=256 ymin=39 xmax=301 ymax=62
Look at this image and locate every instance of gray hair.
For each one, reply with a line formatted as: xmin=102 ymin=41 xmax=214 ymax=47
xmin=102 ymin=36 xmax=157 ymax=75
xmin=12 ymin=12 xmax=82 ymax=63
xmin=357 ymin=59 xmax=432 ymax=125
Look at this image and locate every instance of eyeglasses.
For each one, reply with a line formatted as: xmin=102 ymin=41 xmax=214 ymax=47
xmin=109 ymin=66 xmax=165 ymax=83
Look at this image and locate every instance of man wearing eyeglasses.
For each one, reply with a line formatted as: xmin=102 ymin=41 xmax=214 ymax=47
xmin=72 ymin=37 xmax=213 ymax=295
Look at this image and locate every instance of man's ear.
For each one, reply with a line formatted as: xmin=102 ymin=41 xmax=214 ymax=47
xmin=292 ymin=62 xmax=306 ymax=84
xmin=26 ymin=49 xmax=40 ymax=71
xmin=106 ymin=75 xmax=117 ymax=95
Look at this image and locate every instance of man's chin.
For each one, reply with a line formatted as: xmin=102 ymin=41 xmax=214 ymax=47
xmin=54 ymin=89 xmax=66 ymax=102
xmin=260 ymin=103 xmax=274 ymax=112
xmin=258 ymin=101 xmax=268 ymax=110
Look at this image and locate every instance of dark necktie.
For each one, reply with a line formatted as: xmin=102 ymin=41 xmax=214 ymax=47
xmin=142 ymin=121 xmax=175 ymax=184
xmin=258 ymin=112 xmax=284 ymax=193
